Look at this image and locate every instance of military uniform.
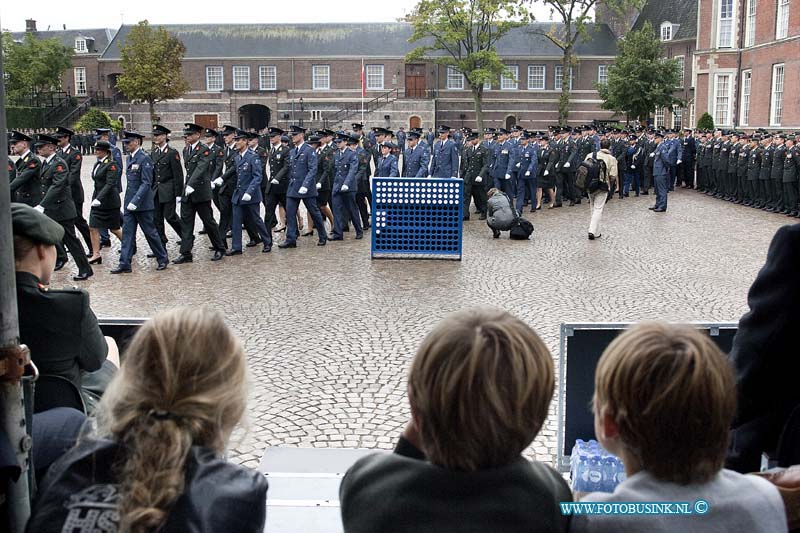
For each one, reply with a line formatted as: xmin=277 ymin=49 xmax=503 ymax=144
xmin=7 ymin=157 xmax=16 ymax=201
xmin=758 ymin=142 xmax=774 ymax=208
xmin=88 ymin=148 xmax=122 ymax=230
xmin=770 ymin=140 xmax=786 ymax=212
xmin=459 ymin=139 xmax=490 ymax=219
xmin=515 ymin=139 xmax=539 ymax=213
xmin=736 ymin=141 xmax=749 ymax=203
xmin=403 ymin=135 xmax=429 ymax=178
xmin=151 ymin=127 xmax=185 ymax=244
xmin=55 ymin=128 xmax=92 ymax=254
xmin=330 ymin=136 xmax=363 ymax=240
xmin=746 ymin=141 xmax=762 ymax=207
xmin=354 ymin=144 xmax=372 ymax=229
xmin=264 ymin=128 xmax=291 ymax=230
xmin=430 ymin=127 xmax=459 ymax=178
xmin=229 ymin=130 xmax=272 ymax=254
xmin=11 ymin=142 xmax=43 ymax=206
xmin=782 ymin=143 xmax=799 ymax=216
xmin=726 ymin=140 xmax=740 ymax=201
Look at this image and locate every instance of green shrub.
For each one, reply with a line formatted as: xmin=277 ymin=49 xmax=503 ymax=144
xmin=6 ymin=106 xmax=47 ymax=129
xmin=74 ymin=107 xmax=116 ymax=131
xmin=697 ymin=112 xmax=714 ymax=131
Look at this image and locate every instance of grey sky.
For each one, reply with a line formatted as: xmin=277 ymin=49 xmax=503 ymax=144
xmin=1 ymin=0 xmax=553 ymax=32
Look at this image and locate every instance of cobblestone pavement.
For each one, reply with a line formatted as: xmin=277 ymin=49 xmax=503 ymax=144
xmin=49 ymin=155 xmax=792 ymax=469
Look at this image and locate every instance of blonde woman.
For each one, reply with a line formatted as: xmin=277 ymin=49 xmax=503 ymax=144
xmin=27 ymin=307 xmax=267 ymax=533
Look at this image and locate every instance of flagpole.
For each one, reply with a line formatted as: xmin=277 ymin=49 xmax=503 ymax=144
xmin=361 ymin=58 xmax=365 ymax=126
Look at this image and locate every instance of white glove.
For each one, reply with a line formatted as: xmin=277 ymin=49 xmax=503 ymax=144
xmin=185 ymin=185 xmax=195 ymax=195
xmin=649 ymin=152 xmax=655 ymax=157
xmin=271 ymin=179 xmax=279 ymax=185
xmin=475 ymin=176 xmax=482 ymax=183
xmin=631 ymin=165 xmax=636 ymax=169
xmin=341 ymin=184 xmax=349 ymax=192
xmin=213 ymin=177 xmax=223 ymax=186
xmin=515 ymin=162 xmax=521 ymax=168
xmin=427 ymin=175 xmax=432 ymax=178
xmin=91 ymin=199 xmax=101 ymax=207
xmin=544 ymin=170 xmax=549 ymax=176
xmin=176 ymin=196 xmax=182 ymax=204
xmin=677 ymin=159 xmax=682 ymax=164
xmin=242 ymin=193 xmax=251 ymax=202
xmin=564 ymin=162 xmax=571 ymax=168
xmin=504 ymin=173 xmax=511 ymax=180
xmin=298 ymin=186 xmax=308 ymax=194
xmin=210 ymin=180 xmax=216 ymax=190
xmin=316 ymin=182 xmax=322 ymax=190
xmin=34 ymin=205 xmax=45 ymax=213
xmin=127 ymin=202 xmax=137 ymax=211
xmin=525 ymin=171 xmax=531 ymax=177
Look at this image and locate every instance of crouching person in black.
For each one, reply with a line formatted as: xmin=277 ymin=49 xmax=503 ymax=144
xmin=27 ymin=307 xmax=268 ymax=533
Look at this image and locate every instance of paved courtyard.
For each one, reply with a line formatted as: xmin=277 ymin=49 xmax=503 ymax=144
xmin=49 ymin=155 xmax=792 ymax=470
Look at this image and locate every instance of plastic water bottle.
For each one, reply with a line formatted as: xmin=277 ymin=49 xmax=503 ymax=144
xmin=587 ymin=455 xmax=604 ymax=492
xmin=572 ymin=456 xmax=588 ymax=492
xmin=601 ymin=457 xmax=616 ymax=493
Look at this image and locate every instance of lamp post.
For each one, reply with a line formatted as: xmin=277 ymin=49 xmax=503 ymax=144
xmin=299 ymin=97 xmax=304 ymax=127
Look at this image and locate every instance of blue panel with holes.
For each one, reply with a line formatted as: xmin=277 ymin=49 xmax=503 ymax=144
xmin=371 ymin=178 xmax=463 ymax=260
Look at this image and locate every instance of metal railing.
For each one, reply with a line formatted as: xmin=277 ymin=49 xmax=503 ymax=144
xmin=323 ymin=88 xmax=400 ymax=128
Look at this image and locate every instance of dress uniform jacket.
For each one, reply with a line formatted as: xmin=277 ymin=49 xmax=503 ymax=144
xmin=459 ymin=143 xmax=490 ymax=183
xmin=123 ymin=149 xmax=156 ymax=212
xmin=316 ymin=144 xmax=335 ymax=191
xmin=491 ymin=140 xmax=518 ymax=183
xmin=403 ymin=144 xmax=429 ymax=178
xmin=220 ymin=144 xmax=238 ymax=197
xmin=58 ymin=144 xmax=84 ymax=205
xmin=208 ymin=142 xmax=225 ymax=181
xmin=11 ymin=151 xmax=43 ymax=206
xmin=333 ymin=149 xmax=358 ymax=193
xmin=654 ymin=142 xmax=671 ymax=176
xmin=151 ymin=145 xmax=184 ymax=203
xmin=518 ymin=144 xmax=538 ymax=178
xmin=91 ymin=156 xmax=122 ymax=211
xmin=748 ymin=146 xmax=762 ymax=182
xmin=430 ymin=138 xmax=459 ymax=178
xmin=375 ymin=154 xmax=399 ymax=177
xmin=287 ymin=142 xmax=318 ymax=199
xmin=772 ymin=144 xmax=787 ymax=181
xmin=783 ymin=146 xmax=798 ymax=184
xmin=267 ymin=143 xmax=291 ymax=195
xmin=40 ymin=155 xmax=77 ymax=222
xmin=15 ymin=271 xmax=106 ymax=392
xmin=232 ymin=149 xmax=264 ymax=205
xmin=182 ymin=142 xmax=213 ymax=203
xmin=7 ymin=158 xmax=16 ymax=200
xmin=760 ymin=146 xmax=773 ymax=182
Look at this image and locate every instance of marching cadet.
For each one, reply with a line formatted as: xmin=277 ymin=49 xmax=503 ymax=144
xmin=9 ymin=131 xmax=43 ymax=206
xmin=113 ymin=131 xmax=168 ymax=274
xmin=412 ymin=127 xmax=431 ymax=166
xmin=213 ymin=125 xmax=238 ymax=244
xmin=430 ymin=125 xmax=459 ymax=179
xmin=329 ymin=133 xmax=364 ymax=241
xmin=782 ymin=135 xmax=799 ymax=217
xmin=374 ymin=141 xmax=399 ymax=177
xmin=54 ymin=127 xmax=92 ymax=255
xmin=402 ymin=130 xmax=429 ymax=177
xmin=745 ymin=135 xmax=761 ymax=207
xmin=680 ymin=128 xmax=696 ymax=189
xmin=201 ymin=128 xmax=225 ymax=234
xmin=696 ymin=133 xmax=709 ymax=192
xmin=278 ymin=125 xmax=328 ymax=248
xmin=264 ymin=127 xmax=291 ymax=231
xmin=515 ymin=131 xmax=539 ymax=214
xmin=353 ymin=136 xmax=373 ymax=231
xmin=33 ymin=134 xmax=93 ymax=281
xmin=173 ymin=123 xmax=226 ymax=264
xmin=770 ymin=134 xmax=786 ymax=213
xmin=758 ymin=134 xmax=773 ymax=209
xmin=87 ymin=141 xmax=123 ymax=263
xmin=726 ymin=133 xmax=740 ymax=202
xmin=736 ymin=134 xmax=750 ymax=204
xmin=150 ymin=125 xmax=185 ymax=247
xmin=226 ymin=129 xmax=272 ymax=255
xmin=307 ymin=130 xmax=336 ymax=237
xmin=491 ymin=128 xmax=517 ymax=198
xmin=459 ymin=131 xmax=490 ymax=220
xmin=536 ymin=134 xmax=556 ymax=210
xmin=94 ymin=128 xmax=123 ymax=248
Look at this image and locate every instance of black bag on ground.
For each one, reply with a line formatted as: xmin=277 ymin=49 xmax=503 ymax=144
xmin=509 ymin=217 xmax=534 ymax=240
xmin=576 ymin=153 xmax=609 ymax=193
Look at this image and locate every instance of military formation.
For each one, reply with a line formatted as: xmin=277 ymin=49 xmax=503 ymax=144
xmin=7 ymin=119 xmax=798 ymax=279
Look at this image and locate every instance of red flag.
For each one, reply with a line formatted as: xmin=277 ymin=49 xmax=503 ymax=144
xmin=361 ymin=61 xmax=366 ymax=98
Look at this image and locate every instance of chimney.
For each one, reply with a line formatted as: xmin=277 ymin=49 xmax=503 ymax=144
xmin=595 ymin=2 xmax=639 ymax=38
xmin=25 ymin=19 xmax=37 ymax=33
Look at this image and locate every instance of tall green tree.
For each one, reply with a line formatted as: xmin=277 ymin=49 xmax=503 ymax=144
xmin=406 ymin=0 xmax=528 ymax=132
xmin=596 ymin=21 xmax=682 ymax=123
xmin=115 ymin=21 xmax=190 ymax=124
xmin=2 ymin=32 xmax=73 ymax=102
xmin=530 ymin=0 xmax=643 ymax=125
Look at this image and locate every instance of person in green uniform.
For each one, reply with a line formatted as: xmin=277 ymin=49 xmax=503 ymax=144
xmin=12 ymin=202 xmax=119 ymax=412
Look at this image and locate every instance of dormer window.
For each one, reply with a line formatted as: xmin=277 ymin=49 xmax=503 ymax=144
xmin=75 ymin=38 xmax=87 ymax=53
xmin=661 ymin=22 xmax=673 ymax=41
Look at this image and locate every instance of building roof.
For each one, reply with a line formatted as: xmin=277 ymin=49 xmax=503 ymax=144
xmin=100 ymin=22 xmax=617 ymax=60
xmin=631 ymin=0 xmax=698 ymax=41
xmin=10 ymin=28 xmax=117 ymax=54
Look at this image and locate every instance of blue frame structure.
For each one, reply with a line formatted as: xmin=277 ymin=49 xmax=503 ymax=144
xmin=371 ymin=178 xmax=463 ymax=260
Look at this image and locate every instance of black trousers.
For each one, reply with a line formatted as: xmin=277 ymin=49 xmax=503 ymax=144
xmin=179 ymin=199 xmax=225 ymax=255
xmin=263 ymin=190 xmax=287 ymax=229
xmin=772 ymin=179 xmax=784 ymax=209
xmin=642 ymin=167 xmax=653 ymax=192
xmin=73 ymin=201 xmax=92 ymax=252
xmin=356 ymin=192 xmax=371 ymax=228
xmin=554 ymin=171 xmax=566 ymax=204
xmin=463 ymin=177 xmax=487 ymax=216
xmin=785 ymin=182 xmax=799 ymax=212
xmin=155 ymin=199 xmax=183 ymax=244
xmin=56 ymin=218 xmax=91 ymax=274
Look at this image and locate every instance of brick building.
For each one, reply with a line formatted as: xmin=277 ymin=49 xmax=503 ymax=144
xmin=11 ymin=20 xmax=619 ymax=133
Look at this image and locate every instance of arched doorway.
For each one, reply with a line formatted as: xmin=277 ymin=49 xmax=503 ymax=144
xmin=117 ymin=116 xmax=125 ymax=129
xmin=505 ymin=115 xmax=517 ymax=130
xmin=238 ymin=104 xmax=271 ymax=131
xmin=409 ymin=116 xmax=421 ymax=129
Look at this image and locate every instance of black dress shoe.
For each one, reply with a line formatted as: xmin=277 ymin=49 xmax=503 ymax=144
xmin=173 ymin=254 xmax=193 ymax=264
xmin=552 ymin=203 xmax=563 ymax=208
xmin=301 ymin=230 xmax=314 ymax=237
xmin=110 ymin=267 xmax=132 ymax=274
xmin=199 ymin=229 xmax=208 ymax=235
xmin=73 ymin=271 xmax=93 ymax=281
xmin=274 ymin=226 xmax=286 ymax=233
xmin=156 ymin=263 xmax=168 ymax=271
xmin=262 ymin=245 xmax=272 ymax=253
xmin=479 ymin=213 xmax=487 ymax=219
xmin=88 ymin=256 xmax=102 ymax=265
xmin=648 ymin=206 xmax=657 ymax=210
xmin=568 ymin=200 xmax=575 ymax=206
xmin=54 ymin=259 xmax=67 ymax=271
xmin=85 ymin=252 xmax=94 ymax=258
xmin=211 ymin=250 xmax=224 ymax=261
xmin=355 ymin=234 xmax=364 ymax=240
xmin=246 ymin=240 xmax=261 ymax=248
xmin=225 ymin=250 xmax=242 ymax=256
xmin=317 ymin=240 xmax=326 ymax=246
xmin=463 ymin=216 xmax=470 ymax=221
xmin=363 ymin=224 xmax=371 ymax=230
xmin=492 ymin=229 xmax=500 ymax=239
xmin=278 ymin=241 xmax=296 ymax=249
xmin=329 ymin=237 xmax=344 ymax=241
xmin=641 ymin=191 xmax=649 ymax=196
xmin=653 ymin=208 xmax=666 ymax=212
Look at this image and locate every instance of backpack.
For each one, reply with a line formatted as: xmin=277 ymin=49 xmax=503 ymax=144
xmin=576 ymin=153 xmax=609 ymax=193
xmin=509 ymin=216 xmax=534 ymax=240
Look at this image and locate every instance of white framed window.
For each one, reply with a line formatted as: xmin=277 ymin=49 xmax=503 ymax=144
xmin=776 ymin=0 xmax=789 ymax=39
xmin=689 ymin=102 xmax=696 ymax=129
xmin=718 ymin=0 xmax=734 ymax=48
xmin=597 ymin=65 xmax=608 ymax=85
xmin=555 ymin=66 xmax=573 ymax=90
xmin=446 ymin=66 xmax=464 ymax=90
xmin=312 ymin=65 xmax=330 ymax=90
xmin=713 ymin=73 xmax=732 ymax=126
xmin=483 ymin=80 xmax=492 ymax=91
xmin=74 ymin=38 xmax=87 ymax=53
xmin=74 ymin=67 xmax=86 ymax=96
xmin=501 ymin=65 xmax=519 ymax=90
xmin=206 ymin=66 xmax=223 ymax=92
xmin=654 ymin=107 xmax=666 ymax=128
xmin=661 ymin=21 xmax=673 ymax=41
xmin=771 ymin=64 xmax=784 ymax=126
xmin=366 ymin=64 xmax=384 ymax=90
xmin=741 ymin=70 xmax=752 ymax=125
xmin=675 ymin=56 xmax=685 ymax=87
xmin=673 ymin=106 xmax=683 ymax=130
xmin=745 ymin=0 xmax=757 ymax=47
xmin=528 ymin=65 xmax=545 ymax=90
xmin=233 ymin=66 xmax=250 ymax=91
xmin=311 ymin=110 xmax=323 ymax=121
xmin=259 ymin=66 xmax=277 ymax=90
